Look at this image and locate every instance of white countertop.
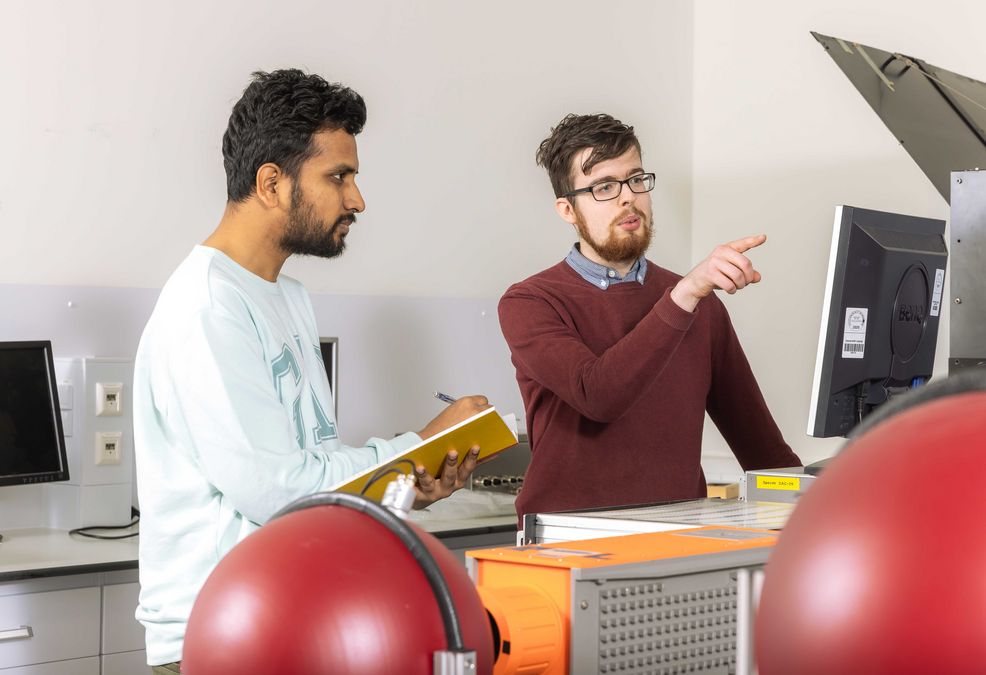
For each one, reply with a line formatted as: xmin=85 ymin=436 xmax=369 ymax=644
xmin=414 ymin=514 xmax=517 ymax=536
xmin=0 ymin=526 xmax=140 ymax=580
xmin=0 ymin=507 xmax=517 ymax=581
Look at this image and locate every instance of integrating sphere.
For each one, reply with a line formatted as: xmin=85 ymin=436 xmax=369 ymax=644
xmin=182 ymin=499 xmax=493 ymax=674
xmin=757 ymin=391 xmax=986 ymax=674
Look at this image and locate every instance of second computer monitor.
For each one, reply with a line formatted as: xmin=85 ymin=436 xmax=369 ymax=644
xmin=807 ymin=205 xmax=947 ymax=438
xmin=319 ymin=337 xmax=338 ymax=419
xmin=0 ymin=341 xmax=69 ymax=486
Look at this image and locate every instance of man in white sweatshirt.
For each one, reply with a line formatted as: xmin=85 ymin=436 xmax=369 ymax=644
xmin=133 ymin=69 xmax=488 ymax=672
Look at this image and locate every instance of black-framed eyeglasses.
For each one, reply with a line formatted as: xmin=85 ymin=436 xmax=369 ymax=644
xmin=563 ymin=173 xmax=656 ymax=202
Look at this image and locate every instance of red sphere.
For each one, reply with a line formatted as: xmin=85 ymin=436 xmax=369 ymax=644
xmin=757 ymin=393 xmax=986 ymax=674
xmin=182 ymin=504 xmax=493 ymax=674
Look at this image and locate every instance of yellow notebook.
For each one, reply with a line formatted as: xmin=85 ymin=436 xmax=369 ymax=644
xmin=330 ymin=406 xmax=519 ymax=502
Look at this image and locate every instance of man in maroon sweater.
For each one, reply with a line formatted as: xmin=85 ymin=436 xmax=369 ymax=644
xmin=498 ymin=113 xmax=801 ymax=520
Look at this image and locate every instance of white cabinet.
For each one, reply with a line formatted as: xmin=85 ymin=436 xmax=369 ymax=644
xmin=0 ymin=587 xmax=100 ymax=669
xmin=101 ymin=650 xmax=149 ymax=675
xmin=2 ymin=657 xmax=99 ymax=675
xmin=101 ymin=583 xmax=144 ymax=654
xmin=0 ymin=572 xmax=150 ymax=674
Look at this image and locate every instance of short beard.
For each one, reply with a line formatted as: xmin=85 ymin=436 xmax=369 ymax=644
xmin=279 ymin=181 xmax=354 ymax=259
xmin=574 ymin=205 xmax=652 ymax=265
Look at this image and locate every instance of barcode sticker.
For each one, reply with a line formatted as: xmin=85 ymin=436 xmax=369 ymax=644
xmin=842 ymin=307 xmax=867 ymax=359
xmin=930 ymin=268 xmax=945 ymax=317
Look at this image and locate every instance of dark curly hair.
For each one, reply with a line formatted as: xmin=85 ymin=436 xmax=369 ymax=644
xmin=222 ymin=69 xmax=367 ymax=203
xmin=536 ymin=113 xmax=640 ymax=199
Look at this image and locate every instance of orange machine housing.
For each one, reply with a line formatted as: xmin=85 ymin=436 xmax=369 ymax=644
xmin=468 ymin=525 xmax=777 ymax=675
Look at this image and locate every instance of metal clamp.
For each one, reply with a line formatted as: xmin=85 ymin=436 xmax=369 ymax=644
xmin=380 ymin=474 xmax=417 ymax=519
xmin=433 ymin=650 xmax=477 ymax=674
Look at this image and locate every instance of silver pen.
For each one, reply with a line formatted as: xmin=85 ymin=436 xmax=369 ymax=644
xmin=433 ymin=391 xmax=458 ymax=404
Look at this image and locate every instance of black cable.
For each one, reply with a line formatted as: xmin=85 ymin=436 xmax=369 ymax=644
xmin=360 ymin=459 xmax=417 ymax=496
xmin=271 ymin=492 xmax=467 ymax=652
xmin=848 ymin=370 xmax=986 ymax=441
xmin=68 ymin=508 xmax=140 ymax=540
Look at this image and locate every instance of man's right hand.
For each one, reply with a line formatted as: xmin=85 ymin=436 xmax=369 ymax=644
xmin=417 ymin=395 xmax=490 ymax=440
xmin=670 ymin=234 xmax=767 ymax=312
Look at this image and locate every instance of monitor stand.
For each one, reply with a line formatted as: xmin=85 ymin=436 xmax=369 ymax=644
xmin=804 ymin=457 xmax=833 ymax=476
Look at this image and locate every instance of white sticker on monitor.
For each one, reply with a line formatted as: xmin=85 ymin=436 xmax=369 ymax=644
xmin=930 ymin=268 xmax=945 ymax=317
xmin=842 ymin=307 xmax=867 ymax=359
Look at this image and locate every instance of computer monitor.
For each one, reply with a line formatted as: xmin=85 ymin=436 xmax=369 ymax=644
xmin=0 ymin=341 xmax=69 ymax=487
xmin=807 ymin=205 xmax=947 ymax=440
xmin=318 ymin=337 xmax=338 ymax=419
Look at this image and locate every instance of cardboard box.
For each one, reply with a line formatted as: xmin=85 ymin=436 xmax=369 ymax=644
xmin=707 ymin=483 xmax=739 ymax=500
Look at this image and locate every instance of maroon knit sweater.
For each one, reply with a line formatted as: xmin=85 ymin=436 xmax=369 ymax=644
xmin=498 ymin=260 xmax=800 ymax=519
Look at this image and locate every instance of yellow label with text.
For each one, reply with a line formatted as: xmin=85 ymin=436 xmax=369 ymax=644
xmin=756 ymin=476 xmax=801 ymax=491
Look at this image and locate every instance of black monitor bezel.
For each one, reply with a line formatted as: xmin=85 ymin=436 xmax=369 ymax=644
xmin=0 ymin=340 xmax=70 ymax=487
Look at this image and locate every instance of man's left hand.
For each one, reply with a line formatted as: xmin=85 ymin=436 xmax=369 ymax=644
xmin=412 ymin=445 xmax=481 ymax=509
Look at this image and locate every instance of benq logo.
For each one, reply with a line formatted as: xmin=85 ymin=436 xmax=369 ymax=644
xmin=897 ymin=304 xmax=926 ymax=323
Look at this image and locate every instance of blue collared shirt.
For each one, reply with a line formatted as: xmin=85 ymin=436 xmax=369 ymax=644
xmin=565 ymin=244 xmax=648 ymax=290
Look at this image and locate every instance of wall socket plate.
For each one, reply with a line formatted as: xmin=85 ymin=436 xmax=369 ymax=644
xmin=96 ymin=382 xmax=123 ymax=416
xmin=95 ymin=431 xmax=123 ymax=465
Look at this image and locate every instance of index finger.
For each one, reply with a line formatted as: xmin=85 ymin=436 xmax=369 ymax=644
xmin=456 ymin=446 xmax=481 ymax=479
xmin=726 ymin=234 xmax=767 ymax=254
xmin=415 ymin=465 xmax=436 ymax=492
xmin=439 ymin=451 xmax=460 ymax=488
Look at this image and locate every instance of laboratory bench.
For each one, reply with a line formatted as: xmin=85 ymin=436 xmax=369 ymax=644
xmin=0 ymin=526 xmax=143 ymax=675
xmin=0 ymin=512 xmax=517 ymax=675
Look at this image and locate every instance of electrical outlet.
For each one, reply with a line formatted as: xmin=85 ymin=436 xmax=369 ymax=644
xmin=96 ymin=382 xmax=123 ymax=416
xmin=57 ymin=383 xmax=73 ymax=409
xmin=95 ymin=431 xmax=123 ymax=465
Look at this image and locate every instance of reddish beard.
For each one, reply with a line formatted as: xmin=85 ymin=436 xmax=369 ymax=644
xmin=574 ymin=206 xmax=652 ymax=265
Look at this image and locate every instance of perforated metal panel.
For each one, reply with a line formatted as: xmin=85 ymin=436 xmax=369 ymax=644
xmin=572 ymin=569 xmax=747 ymax=674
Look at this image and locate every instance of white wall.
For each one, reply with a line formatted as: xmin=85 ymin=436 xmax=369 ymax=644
xmin=0 ymin=284 xmax=531 ymax=525
xmin=0 ymin=0 xmax=697 ymax=510
xmin=0 ymin=285 xmax=522 ymax=456
xmin=10 ymin=0 xmax=978 ymax=487
xmin=692 ymin=0 xmax=986 ymax=468
xmin=0 ymin=0 xmax=693 ymax=296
